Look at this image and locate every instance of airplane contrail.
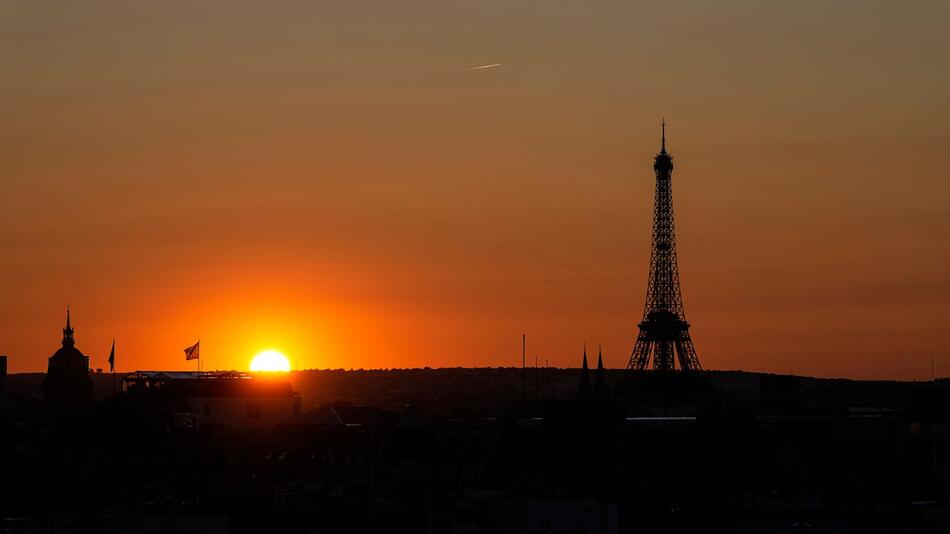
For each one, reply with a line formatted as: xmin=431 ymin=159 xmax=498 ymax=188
xmin=468 ymin=63 xmax=501 ymax=70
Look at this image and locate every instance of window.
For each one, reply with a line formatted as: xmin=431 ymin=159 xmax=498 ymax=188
xmin=246 ymin=404 xmax=261 ymax=419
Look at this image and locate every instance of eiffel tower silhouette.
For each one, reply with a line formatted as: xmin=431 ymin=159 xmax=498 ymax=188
xmin=628 ymin=122 xmax=701 ymax=371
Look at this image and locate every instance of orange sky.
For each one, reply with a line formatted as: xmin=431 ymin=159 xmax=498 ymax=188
xmin=2 ymin=2 xmax=949 ymax=378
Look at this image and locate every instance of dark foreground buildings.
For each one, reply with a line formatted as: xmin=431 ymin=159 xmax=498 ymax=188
xmin=4 ymin=353 xmax=950 ymax=533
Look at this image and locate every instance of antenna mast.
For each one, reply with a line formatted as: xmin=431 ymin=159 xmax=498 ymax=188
xmin=522 ymin=334 xmax=526 ymax=404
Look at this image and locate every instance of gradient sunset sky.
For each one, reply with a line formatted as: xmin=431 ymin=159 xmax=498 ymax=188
xmin=2 ymin=1 xmax=948 ymax=378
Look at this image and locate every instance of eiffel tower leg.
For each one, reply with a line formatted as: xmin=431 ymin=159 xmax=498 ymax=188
xmin=628 ymin=330 xmax=652 ymax=370
xmin=655 ymin=340 xmax=675 ymax=371
xmin=674 ymin=333 xmax=701 ymax=371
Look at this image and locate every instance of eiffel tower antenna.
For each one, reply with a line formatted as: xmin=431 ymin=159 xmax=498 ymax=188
xmin=661 ymin=118 xmax=666 ymax=152
xmin=627 ymin=121 xmax=701 ymax=371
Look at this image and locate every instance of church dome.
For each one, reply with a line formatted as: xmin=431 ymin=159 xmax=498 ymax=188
xmin=47 ymin=345 xmax=89 ymax=375
xmin=42 ymin=309 xmax=94 ymax=414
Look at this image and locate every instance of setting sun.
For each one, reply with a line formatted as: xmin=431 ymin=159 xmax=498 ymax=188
xmin=250 ymin=350 xmax=291 ymax=372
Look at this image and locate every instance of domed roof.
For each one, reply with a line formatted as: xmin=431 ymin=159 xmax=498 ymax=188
xmin=44 ymin=309 xmax=92 ymax=386
xmin=43 ymin=309 xmax=94 ymax=413
xmin=48 ymin=344 xmax=89 ymax=372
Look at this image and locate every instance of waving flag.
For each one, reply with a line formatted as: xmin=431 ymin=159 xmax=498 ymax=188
xmin=108 ymin=338 xmax=115 ymax=372
xmin=184 ymin=341 xmax=200 ymax=361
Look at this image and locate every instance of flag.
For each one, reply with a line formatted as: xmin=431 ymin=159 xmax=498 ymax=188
xmin=184 ymin=341 xmax=200 ymax=361
xmin=108 ymin=338 xmax=115 ymax=373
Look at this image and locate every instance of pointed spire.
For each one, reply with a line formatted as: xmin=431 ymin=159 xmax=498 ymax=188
xmin=578 ymin=343 xmax=592 ymax=401
xmin=594 ymin=345 xmax=609 ymax=401
xmin=62 ymin=307 xmax=75 ymax=348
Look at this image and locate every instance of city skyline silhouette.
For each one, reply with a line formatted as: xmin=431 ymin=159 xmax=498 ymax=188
xmin=3 ymin=4 xmax=950 ymax=533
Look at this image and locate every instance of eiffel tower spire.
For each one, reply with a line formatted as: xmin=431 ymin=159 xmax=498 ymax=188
xmin=627 ymin=122 xmax=701 ymax=371
xmin=661 ymin=118 xmax=666 ymax=153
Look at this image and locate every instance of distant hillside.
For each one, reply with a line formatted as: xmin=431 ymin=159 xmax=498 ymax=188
xmin=8 ymin=368 xmax=934 ymax=419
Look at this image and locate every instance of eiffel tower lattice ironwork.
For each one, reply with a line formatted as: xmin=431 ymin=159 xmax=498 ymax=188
xmin=628 ymin=122 xmax=701 ymax=371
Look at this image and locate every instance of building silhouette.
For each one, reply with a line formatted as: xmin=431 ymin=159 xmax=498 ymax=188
xmin=0 ymin=354 xmax=6 ymax=399
xmin=577 ymin=345 xmax=592 ymax=401
xmin=42 ymin=310 xmax=93 ymax=414
xmin=546 ymin=348 xmax=625 ymax=430
xmin=123 ymin=370 xmax=302 ymax=432
xmin=593 ymin=346 xmax=609 ymax=401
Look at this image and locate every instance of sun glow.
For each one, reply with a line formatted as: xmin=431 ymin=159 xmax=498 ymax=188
xmin=250 ymin=350 xmax=291 ymax=372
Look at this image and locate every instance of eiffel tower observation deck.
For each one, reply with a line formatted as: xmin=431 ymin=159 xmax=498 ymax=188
xmin=628 ymin=122 xmax=701 ymax=372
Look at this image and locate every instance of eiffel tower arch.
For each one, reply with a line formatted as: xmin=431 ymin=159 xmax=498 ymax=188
xmin=628 ymin=122 xmax=701 ymax=372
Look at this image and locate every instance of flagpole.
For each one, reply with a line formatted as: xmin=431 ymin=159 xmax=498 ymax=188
xmin=184 ymin=340 xmax=201 ymax=374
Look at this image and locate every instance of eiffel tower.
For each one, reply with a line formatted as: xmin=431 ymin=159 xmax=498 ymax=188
xmin=628 ymin=122 xmax=701 ymax=371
